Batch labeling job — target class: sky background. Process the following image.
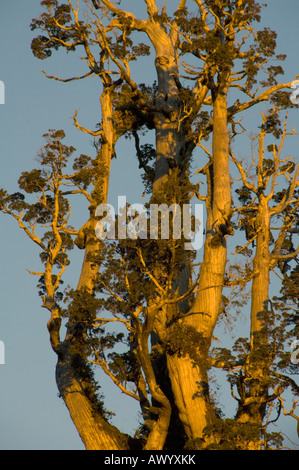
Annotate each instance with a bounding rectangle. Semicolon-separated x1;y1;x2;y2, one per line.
0;0;298;450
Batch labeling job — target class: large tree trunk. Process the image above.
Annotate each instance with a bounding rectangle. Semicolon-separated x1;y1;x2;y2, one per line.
235;195;271;447
233;129;274;450
75;86;114;291
52;84;124;450
56;351;128;450
144;17;197;444
165;87;232;442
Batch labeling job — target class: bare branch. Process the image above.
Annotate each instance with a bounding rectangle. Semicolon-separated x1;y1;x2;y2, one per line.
41;69;94;82
277;397;299;424
230;147;256;192
232;228;262;256
72;109;104;137
271;244;299;261
93;316;134;332
26;269;44;276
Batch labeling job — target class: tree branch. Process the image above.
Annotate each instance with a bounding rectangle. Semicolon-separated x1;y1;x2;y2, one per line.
270;164;299;215
277;397;299;425
144;0;158;17
41;69;94;82
271;244;299;260
230;147;256;192
96;0;147;31
228;78;299;119
72;109;104;137
90;349;140;402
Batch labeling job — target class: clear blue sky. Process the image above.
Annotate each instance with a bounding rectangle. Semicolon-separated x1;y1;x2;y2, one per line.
0;0;298;450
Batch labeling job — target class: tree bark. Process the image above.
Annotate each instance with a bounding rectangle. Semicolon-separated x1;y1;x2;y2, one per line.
55;350;128;450
54;84;126;450
165;87;233;441
75;85;115;291
235;195;271;440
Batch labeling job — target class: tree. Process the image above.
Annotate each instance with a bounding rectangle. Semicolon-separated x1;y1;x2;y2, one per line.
1;0;298;450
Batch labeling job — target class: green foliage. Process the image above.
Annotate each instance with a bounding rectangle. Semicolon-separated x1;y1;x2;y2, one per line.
31;1;84;59
200;417;285;450
135;142;156;195
113;82;157;138
165;325;206;364
174;0;284;96
108;348;141;388
203;419;262;450
260;110;283;138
